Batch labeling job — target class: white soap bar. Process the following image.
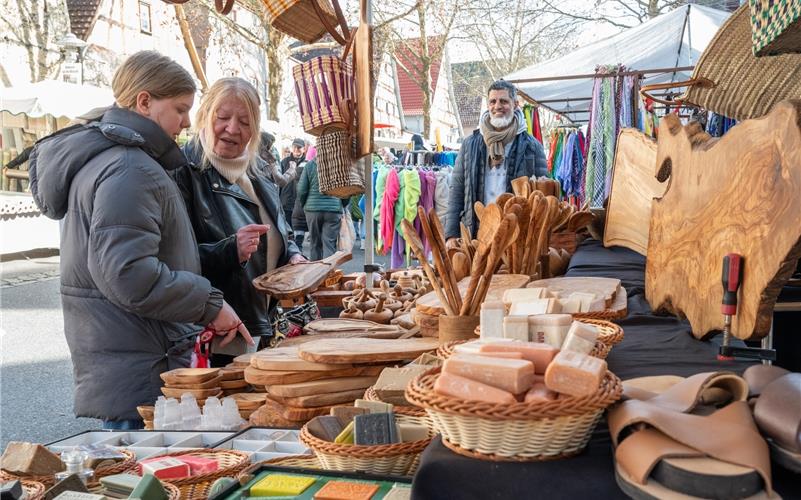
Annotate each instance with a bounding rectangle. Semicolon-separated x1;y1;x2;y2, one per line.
503;316;529;341
568;293;597;313
480;301;506;339
588;298;606;312
528;314;572;348
559;297;582;314
561;321;600;355
503;288;546;306
509;298;560;316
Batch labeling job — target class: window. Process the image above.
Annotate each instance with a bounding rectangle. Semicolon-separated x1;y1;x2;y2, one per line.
139;2;152;35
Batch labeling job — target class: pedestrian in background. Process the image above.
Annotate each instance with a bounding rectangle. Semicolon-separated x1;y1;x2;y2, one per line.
297;146;343;260
261;131;296;188
280;138;306;248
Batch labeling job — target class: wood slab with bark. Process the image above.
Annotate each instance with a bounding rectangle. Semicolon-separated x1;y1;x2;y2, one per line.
646;102;801;340
252;251;352;299
298;337;439;364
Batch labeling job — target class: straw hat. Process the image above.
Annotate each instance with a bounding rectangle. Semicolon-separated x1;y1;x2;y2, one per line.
680;4;801;121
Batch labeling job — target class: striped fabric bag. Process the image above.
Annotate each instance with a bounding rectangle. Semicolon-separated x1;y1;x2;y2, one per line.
293;56;355;136
261;0;339;43
317;130;364;198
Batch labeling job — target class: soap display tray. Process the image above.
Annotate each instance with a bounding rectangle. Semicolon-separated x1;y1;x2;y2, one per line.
213;427;311;463
46;430;237;460
211;463;413;500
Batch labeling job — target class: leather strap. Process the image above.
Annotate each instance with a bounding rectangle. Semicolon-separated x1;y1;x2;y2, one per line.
754;373;801;454
743;364;790;398
622;371;748;413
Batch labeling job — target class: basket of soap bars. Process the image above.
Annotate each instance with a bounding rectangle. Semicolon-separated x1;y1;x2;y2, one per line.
405;342;623;462
136;449;250;500
299;401;435;476
19;480;46;500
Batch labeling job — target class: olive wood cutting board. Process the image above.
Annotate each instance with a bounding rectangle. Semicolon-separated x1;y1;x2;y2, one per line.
248;402;302;429
250;347;353;371
161;387;222;399
244;364;385;386
268;376;378;398
647;103;801;340
164;375;223;390
219;367;245;381
253;251;352;299
219;379;249;390
297;338;439;364
278;330;404;347
527;277;621;308
415;274;531;316
304;319;402;335
262;397;337;422
268;389;367;408
160;368;220;385
231;353;256;368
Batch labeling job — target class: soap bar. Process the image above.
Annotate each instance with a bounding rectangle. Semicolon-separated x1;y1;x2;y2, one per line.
502;288;546;305
174;455;218;475
250;474;316;497
330;406;368;427
99;474;141;495
477;351;524;359
398;423;429;442
544;350;607;397
374;366;429;405
558;297;582;314
52;494;105;500
313;480;380;500
128;473;168;500
443;354;534;393
561;321;600;355
478;341;558;374
524;383;558;403
509;298;560;316
354;399;393;414
334;421;354;444
383;485;412;500
527;314;572;347
434;372;516;404
569;292;597;312
354;413;395;445
307;415;344;442
0;480;22;500
480;301;505;339
44;474;89;500
139;457;190;480
503;316;529;341
588;298;606;312
0;442;65;475
409;353;443;367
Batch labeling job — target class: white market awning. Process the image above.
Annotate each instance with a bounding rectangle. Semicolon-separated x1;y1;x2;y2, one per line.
0;80;114;120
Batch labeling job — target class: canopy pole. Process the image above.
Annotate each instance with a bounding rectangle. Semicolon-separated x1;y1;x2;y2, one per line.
362;0;376;273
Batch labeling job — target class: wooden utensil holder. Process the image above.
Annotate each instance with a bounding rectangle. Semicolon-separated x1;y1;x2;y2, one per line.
438;315;480;345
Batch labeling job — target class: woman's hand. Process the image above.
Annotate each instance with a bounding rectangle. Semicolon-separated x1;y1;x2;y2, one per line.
209;300;254;347
236;224;270;263
289;254;307;264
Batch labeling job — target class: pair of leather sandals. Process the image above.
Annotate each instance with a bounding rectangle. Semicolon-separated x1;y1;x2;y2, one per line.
608;367;800;499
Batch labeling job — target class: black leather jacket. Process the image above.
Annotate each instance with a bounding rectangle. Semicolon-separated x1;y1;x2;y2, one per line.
175;140;302;338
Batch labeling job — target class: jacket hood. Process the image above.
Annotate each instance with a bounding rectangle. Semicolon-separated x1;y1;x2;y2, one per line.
478;108;528;137
29;107;189;220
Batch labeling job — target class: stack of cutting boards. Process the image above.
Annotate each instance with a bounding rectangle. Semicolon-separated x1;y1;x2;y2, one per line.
229;392;266;420
246;338;439;428
160;368;222;405
219;367;251;396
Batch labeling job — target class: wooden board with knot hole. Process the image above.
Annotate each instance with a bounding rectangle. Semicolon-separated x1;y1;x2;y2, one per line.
646;102;801;340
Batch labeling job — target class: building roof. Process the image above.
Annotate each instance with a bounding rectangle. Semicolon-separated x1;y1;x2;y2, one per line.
394;36;445;116
66;0;103;41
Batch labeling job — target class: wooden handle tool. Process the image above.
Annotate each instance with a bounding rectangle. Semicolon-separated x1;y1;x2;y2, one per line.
469;214;518;315
452;251;470;281
428;207;463;311
401;220;455;316
460;223;475;263
567;211;594;232
511;176;530;198
418;206;462;313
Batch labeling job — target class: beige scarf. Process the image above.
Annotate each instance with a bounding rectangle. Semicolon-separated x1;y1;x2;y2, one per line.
479;111;519;168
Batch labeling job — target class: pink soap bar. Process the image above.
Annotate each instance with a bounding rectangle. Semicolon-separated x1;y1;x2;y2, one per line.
544;350;607;398
477;351;524;360
175;455;219;475
478;342;559;375
139;457;190;480
524;383;558;403
443;354;534;394
434;372;516;404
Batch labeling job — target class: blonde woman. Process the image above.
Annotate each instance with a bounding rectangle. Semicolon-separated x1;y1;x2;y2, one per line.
28;51;252;429
175;78;305;366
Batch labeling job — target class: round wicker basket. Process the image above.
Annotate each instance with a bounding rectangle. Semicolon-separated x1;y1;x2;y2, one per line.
299;425;431;476
19;479;46;500
405;367;622;461
0;448;137;488
362;386;433;432
261;454;322;469
463;319;624;360
141;449;250;500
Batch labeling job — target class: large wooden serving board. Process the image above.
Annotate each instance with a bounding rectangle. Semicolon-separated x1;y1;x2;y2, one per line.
269;389;367;408
278;330;404;347
268;376;378;398
250;347;352;371
298;338;439;364
244;365;385;387
646;103;801;340
527;277;621;308
604;129;665;255
416;274;531;316
253;251;352;299
303;319;403;335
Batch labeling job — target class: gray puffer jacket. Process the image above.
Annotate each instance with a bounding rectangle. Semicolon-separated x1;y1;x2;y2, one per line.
28;107;223;421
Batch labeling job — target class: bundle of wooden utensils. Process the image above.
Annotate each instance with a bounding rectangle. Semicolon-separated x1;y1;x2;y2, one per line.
402;176;594;318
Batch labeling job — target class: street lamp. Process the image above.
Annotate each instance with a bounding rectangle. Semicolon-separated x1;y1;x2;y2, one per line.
56;32;87;84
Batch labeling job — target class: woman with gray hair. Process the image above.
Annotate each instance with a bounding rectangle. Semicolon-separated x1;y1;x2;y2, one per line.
175;77;306;366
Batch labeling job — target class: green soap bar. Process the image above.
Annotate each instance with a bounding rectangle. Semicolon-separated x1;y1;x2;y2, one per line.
250;474;316;497
128;473;168;500
99;474;141;495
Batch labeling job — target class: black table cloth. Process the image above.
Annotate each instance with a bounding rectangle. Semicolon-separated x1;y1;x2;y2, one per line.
412;240;800;499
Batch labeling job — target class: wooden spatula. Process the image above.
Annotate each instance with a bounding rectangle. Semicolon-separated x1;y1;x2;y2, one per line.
568;211;595;232
511;176;530;198
402;220;455;316
495;193;513;210
417;206;461;313
452;251;470;281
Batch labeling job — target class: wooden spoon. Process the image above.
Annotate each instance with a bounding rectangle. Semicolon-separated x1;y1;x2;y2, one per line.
417;206;461;313
429;207;463;313
567;211;595;232
511;176;530;198
495;193;514;210
452;251;470;281
476;203;503;253
401;220;455;316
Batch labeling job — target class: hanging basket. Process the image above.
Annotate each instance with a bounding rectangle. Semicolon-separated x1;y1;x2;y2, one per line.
261;0;339;43
293;56;355;136
316;129;364;198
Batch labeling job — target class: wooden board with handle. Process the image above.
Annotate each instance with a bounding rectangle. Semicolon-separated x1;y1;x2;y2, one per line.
527;277;621;308
252;251;352;299
604;129;664;255
646;104;801;340
160;368;220;385
268;389;367;408
262;397;338;422
303;319;402;335
297;337;439;364
415;274;531;316
244;364;385;387
278;330;404;347
268;376;379;398
250;347;353;371
249;401;301;428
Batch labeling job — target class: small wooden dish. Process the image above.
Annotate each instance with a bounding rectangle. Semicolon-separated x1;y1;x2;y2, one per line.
160;368;220;385
161;387;222;399
220;379;249;390
164;375;223;390
219;367;245;381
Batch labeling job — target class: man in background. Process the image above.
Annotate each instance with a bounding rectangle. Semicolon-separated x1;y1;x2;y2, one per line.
279;138;306;248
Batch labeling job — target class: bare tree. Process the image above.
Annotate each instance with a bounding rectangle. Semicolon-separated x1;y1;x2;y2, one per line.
0;0;69;82
542;0;737;29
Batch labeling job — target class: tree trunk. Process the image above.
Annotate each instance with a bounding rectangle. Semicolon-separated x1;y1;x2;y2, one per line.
418;3;432;139
266;28;286;121
647;0;660;19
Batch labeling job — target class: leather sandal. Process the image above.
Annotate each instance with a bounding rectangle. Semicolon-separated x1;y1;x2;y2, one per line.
608;372;775;499
744;365;801;474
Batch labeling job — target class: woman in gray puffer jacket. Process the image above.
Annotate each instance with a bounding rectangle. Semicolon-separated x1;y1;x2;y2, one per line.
28;51;252;428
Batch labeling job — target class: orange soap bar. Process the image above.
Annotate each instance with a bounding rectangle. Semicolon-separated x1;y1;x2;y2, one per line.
314;480;380;500
478;341;559;374
434;372;517;404
544;350;607;398
443;354;534;393
477;351;524;360
524;383;558;403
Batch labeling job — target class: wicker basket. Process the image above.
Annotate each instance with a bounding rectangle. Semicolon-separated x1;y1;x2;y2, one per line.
0;449;137;488
363;386;434;433
20;480;46;500
456;319;623;361
406;367;622;461
140;449;250;500
299;425;430;476
262;454;322;469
